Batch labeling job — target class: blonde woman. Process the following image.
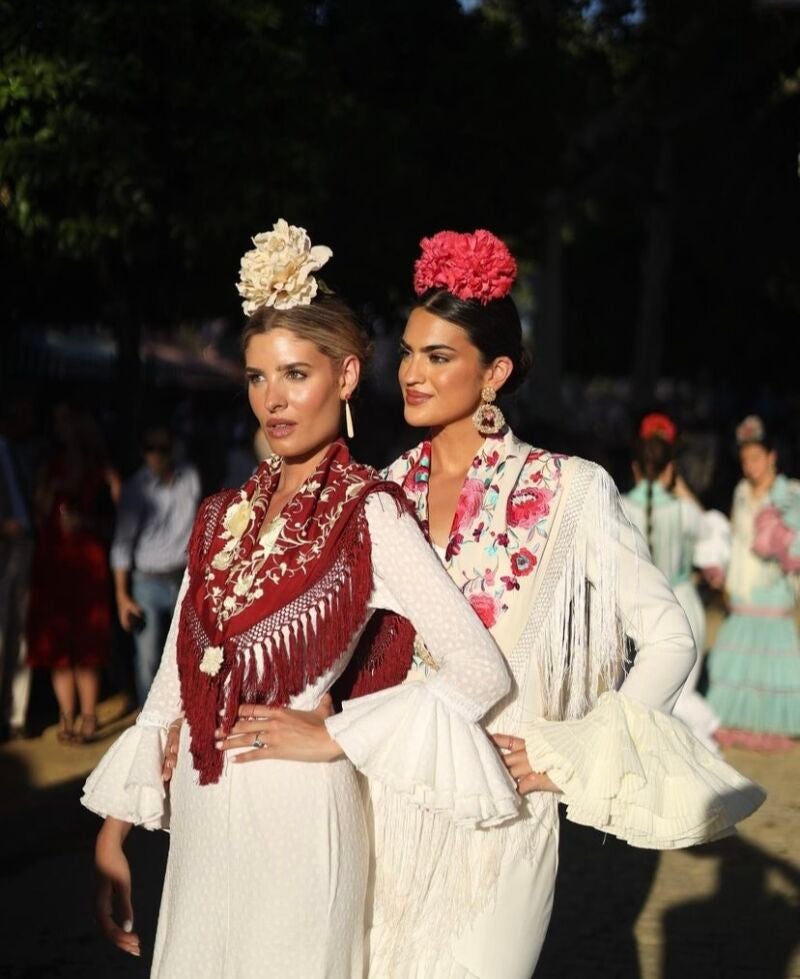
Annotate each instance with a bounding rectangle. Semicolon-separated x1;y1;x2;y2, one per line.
82;223;518;978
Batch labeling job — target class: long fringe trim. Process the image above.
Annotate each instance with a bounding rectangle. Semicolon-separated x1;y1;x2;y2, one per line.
536;464;634;722
368;785;556;975
179;508;374;785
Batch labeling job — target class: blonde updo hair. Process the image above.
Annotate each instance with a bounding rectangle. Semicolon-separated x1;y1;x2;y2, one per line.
241;294;373;372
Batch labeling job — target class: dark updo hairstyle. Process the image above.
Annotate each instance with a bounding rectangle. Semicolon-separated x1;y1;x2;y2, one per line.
242;294;373;377
414;288;532;395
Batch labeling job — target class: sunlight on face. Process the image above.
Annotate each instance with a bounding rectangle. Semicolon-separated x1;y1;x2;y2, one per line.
245;329;351;461
398;309;488;429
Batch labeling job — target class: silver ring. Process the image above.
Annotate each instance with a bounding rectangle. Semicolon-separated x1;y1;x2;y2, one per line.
252;733;266;749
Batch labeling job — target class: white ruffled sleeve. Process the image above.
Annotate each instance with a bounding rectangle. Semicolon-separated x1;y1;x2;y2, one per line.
523;691;765;848
523;471;764;847
81;572;189;831
325;492;519;828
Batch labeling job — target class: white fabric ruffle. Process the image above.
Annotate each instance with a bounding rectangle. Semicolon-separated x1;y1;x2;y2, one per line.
81;724;170;831
694;508;732;570
522;691;765;849
327;683;519;827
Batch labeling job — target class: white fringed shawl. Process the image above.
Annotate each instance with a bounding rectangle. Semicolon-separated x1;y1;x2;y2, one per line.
370;436;636;965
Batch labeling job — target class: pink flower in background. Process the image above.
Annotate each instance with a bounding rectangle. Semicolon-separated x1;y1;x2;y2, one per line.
753;506;795;564
506;486;553;529
468;592;501;628
413;230;517;305
453;479;485;534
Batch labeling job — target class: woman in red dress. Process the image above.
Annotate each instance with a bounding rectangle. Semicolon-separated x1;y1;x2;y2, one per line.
27;402;120;742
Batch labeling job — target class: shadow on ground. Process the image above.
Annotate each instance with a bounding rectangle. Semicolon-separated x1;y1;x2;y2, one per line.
0;774;166;978
536;793;799;979
536;811;660;978
661;835;800;978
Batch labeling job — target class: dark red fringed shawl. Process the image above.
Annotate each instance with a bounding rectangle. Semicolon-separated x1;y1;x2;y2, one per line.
177;440;414;784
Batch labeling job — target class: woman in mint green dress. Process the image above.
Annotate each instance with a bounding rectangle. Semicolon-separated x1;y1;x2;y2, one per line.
623;414;722;753
707;415;800;749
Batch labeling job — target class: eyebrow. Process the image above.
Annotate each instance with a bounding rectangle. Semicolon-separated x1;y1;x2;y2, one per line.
399;341;457;354
244;362;313;372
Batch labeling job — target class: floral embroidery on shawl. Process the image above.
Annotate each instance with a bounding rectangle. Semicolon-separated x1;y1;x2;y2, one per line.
384;429;566;655
179;441;415;784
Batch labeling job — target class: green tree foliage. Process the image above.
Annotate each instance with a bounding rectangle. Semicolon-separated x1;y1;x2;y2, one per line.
2;0;799;389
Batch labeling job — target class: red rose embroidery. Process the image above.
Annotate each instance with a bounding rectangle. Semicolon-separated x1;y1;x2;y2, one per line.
453;479;485;534
468;593;500;628
506;486;554;529
402;460;429;493
511;548;537;576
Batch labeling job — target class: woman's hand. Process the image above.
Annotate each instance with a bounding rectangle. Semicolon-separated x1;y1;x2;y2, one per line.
162;718;183;783
216;694;341;765
491;734;562;796
95;818;140;957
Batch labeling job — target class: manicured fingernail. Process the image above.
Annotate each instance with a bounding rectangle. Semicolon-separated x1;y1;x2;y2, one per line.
122;920;133;933
215;741;222;749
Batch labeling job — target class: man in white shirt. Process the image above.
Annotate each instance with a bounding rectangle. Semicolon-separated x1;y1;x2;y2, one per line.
111;427;201;704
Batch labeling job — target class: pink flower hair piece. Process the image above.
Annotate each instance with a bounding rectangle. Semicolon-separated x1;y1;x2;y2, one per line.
413;229;517;305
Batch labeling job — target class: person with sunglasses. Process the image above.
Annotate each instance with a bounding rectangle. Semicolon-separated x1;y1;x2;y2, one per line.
111;426;201;704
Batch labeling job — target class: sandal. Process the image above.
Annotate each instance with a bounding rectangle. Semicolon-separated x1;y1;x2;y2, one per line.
57;712;76;743
73;714;98;745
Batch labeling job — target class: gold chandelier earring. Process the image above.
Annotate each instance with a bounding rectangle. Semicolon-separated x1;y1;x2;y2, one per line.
472;386;505;436
344;398;355;439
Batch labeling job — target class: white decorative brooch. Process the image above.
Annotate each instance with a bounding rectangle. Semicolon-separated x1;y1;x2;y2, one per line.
199;645;224;676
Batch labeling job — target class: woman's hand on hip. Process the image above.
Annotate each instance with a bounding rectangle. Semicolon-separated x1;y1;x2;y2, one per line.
95;818;140;957
161;718;183;782
491;734;562;796
216;693;343;764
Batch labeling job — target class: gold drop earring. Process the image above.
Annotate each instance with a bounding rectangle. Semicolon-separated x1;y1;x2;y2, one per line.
472;386;505;436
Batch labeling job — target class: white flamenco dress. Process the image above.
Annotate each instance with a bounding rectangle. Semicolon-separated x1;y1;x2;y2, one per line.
372;436;765;979
82;493;520;979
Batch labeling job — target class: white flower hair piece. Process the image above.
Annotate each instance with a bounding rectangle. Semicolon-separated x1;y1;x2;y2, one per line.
736;414;765;446
236;219;333;315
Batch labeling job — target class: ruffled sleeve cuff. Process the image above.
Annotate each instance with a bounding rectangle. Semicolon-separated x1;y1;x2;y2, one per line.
81;724;170;831
522;691;766;849
326;683;519;828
